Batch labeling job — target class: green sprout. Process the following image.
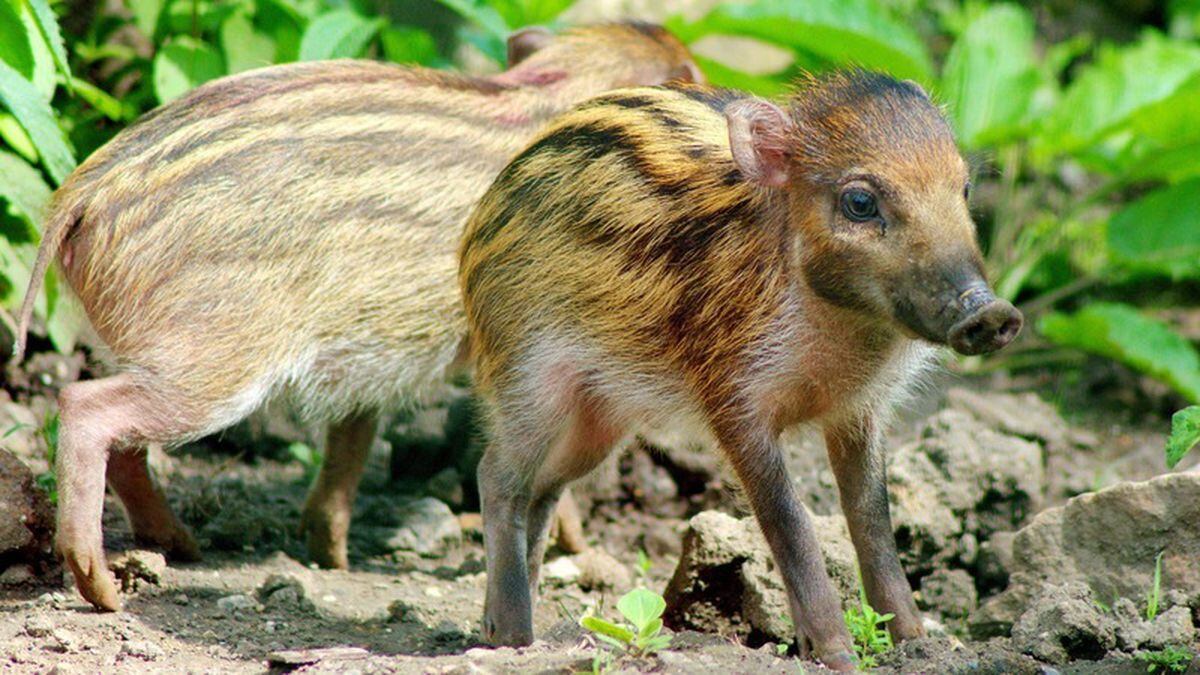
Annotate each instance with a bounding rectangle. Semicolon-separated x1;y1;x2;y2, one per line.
1136;646;1193;673
581;588;672;659
844;587;894;669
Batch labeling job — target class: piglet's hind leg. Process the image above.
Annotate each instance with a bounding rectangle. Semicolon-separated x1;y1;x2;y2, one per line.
107;445;200;562
56;374;201;611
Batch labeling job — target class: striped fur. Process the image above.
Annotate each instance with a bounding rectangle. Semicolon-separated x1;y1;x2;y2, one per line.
14;22;698;438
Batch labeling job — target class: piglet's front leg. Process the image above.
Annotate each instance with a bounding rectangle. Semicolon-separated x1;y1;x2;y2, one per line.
824;414;923;641
715;424;855;671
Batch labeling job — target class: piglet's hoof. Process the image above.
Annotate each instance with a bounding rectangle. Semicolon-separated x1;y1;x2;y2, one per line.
815;649;857;672
62;549;122;611
482;614;533;648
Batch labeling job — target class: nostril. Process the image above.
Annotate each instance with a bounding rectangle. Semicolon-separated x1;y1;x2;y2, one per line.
996;315;1022;343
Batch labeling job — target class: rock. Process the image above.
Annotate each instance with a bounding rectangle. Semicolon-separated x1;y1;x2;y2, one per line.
24;615;53;637
663;509;857;643
919;569;977;619
381;498;462;557
1010;582;1115;663
888;408;1044;575
257;573;314;611
1112;601;1196;651
120;640;165;660
972;474;1200;637
541;556;581;586
111;550;167;591
621;446;684;518
0;564;34;586
573;547;632;592
266;647;370;667
217;593;257;614
0;449;56;579
0;396;40;460
975;531;1016;594
426;467;465;509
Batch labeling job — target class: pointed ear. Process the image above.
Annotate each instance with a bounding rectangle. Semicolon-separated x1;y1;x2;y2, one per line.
725;99;794;187
507;27;554;67
902;79;931;100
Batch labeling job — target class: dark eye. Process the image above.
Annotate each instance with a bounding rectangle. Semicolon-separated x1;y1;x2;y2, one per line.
840;189;878;222
963;182;972;202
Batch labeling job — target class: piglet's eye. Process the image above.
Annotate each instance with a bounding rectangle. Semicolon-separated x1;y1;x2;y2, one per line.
840;188;878;222
964;182;972;201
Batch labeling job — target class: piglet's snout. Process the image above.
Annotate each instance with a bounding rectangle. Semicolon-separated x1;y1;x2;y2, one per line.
948;296;1023;356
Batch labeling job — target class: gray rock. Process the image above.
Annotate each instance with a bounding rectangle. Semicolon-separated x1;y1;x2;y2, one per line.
888;409;1044;576
111;549;167;591
0;449;56;578
217;593;257;614
257;572;315;611
663;509;857;643
120;640;165;660
919;569;977;619
573;547;632;592
1010;582;1115;664
973;474;1200;637
381;497;462;557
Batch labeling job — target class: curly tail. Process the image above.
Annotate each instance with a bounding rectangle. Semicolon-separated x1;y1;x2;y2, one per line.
10;199;83;364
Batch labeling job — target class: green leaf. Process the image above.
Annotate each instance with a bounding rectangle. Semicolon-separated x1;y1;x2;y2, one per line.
580;616;634;645
71;77;130;121
489;0;574;27
1167;406;1200;468
298;10;384;61
638;617;663;640
1107;178;1200;280
380;26;439;66
222;9;277;73
667;0;933;82
432;0;510;41
616;588;666;634
126;0;165;38
939;4;1039;148
255;0;304;63
1040;303;1200;404
0;148;51;223
0;0;34;78
26;0;73;91
0;113;36;161
692;55;788;97
0;59;74;183
1037;32;1200;159
153;37;226;104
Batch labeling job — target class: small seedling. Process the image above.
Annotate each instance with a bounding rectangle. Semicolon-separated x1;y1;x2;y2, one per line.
287;442;323;483
34;414;60;505
581;588;672;658
844;587;894;669
1136;645;1193;673
636;549;651;580
1145;551;1164;621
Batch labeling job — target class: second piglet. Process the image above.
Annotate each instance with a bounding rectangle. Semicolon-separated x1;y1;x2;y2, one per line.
13;22;701;612
459;74;1021;669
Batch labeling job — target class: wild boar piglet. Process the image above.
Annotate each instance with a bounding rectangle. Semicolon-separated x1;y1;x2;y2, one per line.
13;22;702;612
459;73;1021;670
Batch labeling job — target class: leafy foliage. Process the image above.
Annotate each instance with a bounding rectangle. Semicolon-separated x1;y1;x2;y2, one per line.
1166;406;1200;468
1136;645;1194;673
844;588;894;669
580;587;672;658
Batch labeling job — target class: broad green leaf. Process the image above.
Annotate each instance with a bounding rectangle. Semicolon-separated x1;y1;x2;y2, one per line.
489;0;574;27
26;0;73;91
692;54;788;97
580;616;634;645
1166;406;1200;468
638;617;663;640
20;1;56;100
71;77;129;121
0;59;75;183
1040;303;1200;404
126;0;165;38
616;588;666;633
1107;178;1200;280
433;0;510;41
0;113;37;162
667;0;933;82
939;4;1038;148
1113;73;1200;181
163;0;239;37
1037;32;1200;158
380;26;439;66
153;37;225;104
298;10;384;61
222;10;277;73
255;0;304;63
0;0;33;78
1119;141;1200;184
0;148;51;223
457;24;505;66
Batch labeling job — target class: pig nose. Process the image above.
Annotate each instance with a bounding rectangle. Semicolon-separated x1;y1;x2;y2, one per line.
948;299;1023;355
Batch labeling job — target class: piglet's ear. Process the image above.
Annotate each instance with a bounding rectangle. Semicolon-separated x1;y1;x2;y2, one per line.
507;27;554;66
725;99;794;187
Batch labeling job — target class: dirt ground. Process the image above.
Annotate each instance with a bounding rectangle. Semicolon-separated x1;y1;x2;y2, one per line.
2;352;1199;674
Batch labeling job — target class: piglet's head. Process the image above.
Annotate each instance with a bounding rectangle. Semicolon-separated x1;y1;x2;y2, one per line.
726;71;1021;356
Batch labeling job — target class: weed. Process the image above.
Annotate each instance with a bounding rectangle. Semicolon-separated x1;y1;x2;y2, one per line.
287;442;323;483
844;587;894;670
581;588;672;659
636;549;651;580
1146;551;1165;621
34;414;60;505
1135;646;1193;673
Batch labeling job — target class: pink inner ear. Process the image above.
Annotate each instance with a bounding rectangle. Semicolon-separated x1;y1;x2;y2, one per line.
726;99;793;187
507;28;553;67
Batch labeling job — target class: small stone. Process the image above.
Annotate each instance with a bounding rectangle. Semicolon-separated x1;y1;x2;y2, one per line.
50;628;78;653
257;573;313;610
216;593;256;613
111;550;167;591
24;615;53;637
424;586;443;598
542;556;581;585
0;564;34;586
918;569;977;618
387;600;423;624
573;548;631;592
173;593;189;605
381;498;462;557
120;640;164;660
